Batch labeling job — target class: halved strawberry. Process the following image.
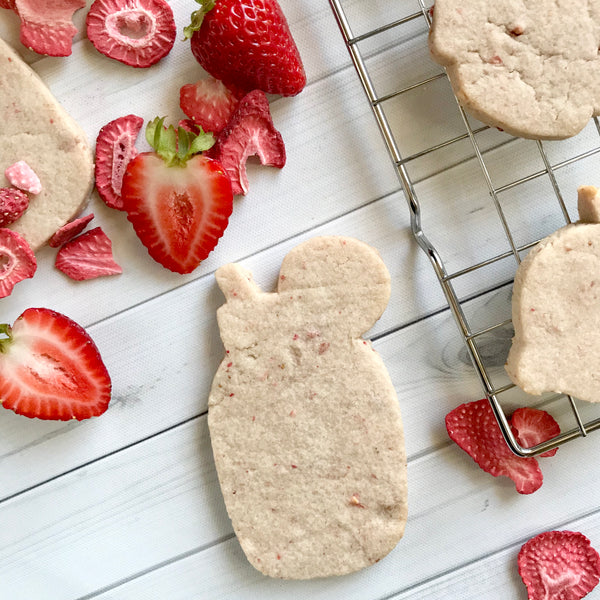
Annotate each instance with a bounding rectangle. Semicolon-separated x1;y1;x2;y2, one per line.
518;531;600;600
510;407;561;457
0;228;36;298
86;0;176;68
55;227;122;281
206;90;286;195
0;187;29;227
0;307;111;420
9;0;85;57
48;213;95;248
179;77;242;135
121;117;233;273
445;399;543;494
95;114;144;210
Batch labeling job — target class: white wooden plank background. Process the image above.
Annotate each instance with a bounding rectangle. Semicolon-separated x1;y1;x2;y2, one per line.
2;0;600;598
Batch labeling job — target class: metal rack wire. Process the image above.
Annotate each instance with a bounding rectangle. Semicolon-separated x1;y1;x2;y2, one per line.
328;0;600;456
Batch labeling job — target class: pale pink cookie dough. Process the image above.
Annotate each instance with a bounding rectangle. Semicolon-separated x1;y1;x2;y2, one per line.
208;236;407;579
429;0;600;140
506;186;600;402
0;36;94;250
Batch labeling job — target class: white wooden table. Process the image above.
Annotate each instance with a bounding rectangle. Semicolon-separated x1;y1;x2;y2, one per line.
2;1;600;598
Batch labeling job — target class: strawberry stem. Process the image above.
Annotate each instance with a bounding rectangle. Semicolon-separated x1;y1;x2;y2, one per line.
145;117;215;167
183;0;216;40
0;323;12;353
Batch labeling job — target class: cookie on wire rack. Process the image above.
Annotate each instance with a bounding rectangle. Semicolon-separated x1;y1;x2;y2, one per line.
428;0;600;140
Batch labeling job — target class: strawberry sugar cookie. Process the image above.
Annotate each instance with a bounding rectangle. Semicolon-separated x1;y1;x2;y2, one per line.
0;36;94;250
429;0;600;140
208;236;407;579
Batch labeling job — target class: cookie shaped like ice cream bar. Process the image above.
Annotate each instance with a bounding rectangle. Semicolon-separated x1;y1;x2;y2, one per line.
0;36;94;250
208;236;407;579
506;186;600;403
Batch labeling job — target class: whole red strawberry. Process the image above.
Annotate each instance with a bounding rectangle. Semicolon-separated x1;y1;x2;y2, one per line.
184;0;306;97
121;117;233;273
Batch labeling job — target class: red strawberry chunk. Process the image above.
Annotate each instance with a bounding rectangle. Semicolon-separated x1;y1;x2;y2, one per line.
55;227;122;281
510;407;561;457
0;307;111;420
445;399;543;494
12;0;85;57
0;187;29;226
207;90;286;195
179;77;242;134
5;160;41;194
0;228;36;298
95;114;144;210
122;153;232;273
518;531;600;600
86;0;176;68
48;213;94;248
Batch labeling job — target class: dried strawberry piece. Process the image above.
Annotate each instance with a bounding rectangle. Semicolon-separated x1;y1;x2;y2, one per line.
206;90;286;195
95;114;144;210
5;160;41;195
445;399;543;494
510;407;560;457
48;213;94;248
0;228;36;297
518;531;600;600
11;0;85;57
55;227;122;281
179;77;242;134
0;187;29;226
0;1;16;10
86;0;176;68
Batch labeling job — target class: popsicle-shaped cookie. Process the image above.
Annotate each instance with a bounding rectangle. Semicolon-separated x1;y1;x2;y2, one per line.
208;236;407;579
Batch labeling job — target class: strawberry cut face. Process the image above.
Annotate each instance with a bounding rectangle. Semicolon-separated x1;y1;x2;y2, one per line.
0;308;111;421
122;152;233;273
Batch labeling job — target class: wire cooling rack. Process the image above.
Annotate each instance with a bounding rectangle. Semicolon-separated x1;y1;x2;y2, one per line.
328;0;600;456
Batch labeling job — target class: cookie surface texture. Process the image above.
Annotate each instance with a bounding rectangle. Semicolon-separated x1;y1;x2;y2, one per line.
208;236;407;579
0;37;94;250
506;186;600;402
429;0;600;140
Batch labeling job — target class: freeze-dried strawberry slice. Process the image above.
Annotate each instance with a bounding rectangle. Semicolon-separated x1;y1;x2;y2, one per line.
5;160;41;195
0;187;29;226
48;213;94;248
86;0;176;68
55;227;122;281
179;77;242;134
510;407;561;458
11;0;85;57
0;228;36;298
95;114;144;210
518;531;600;600
206;90;286;195
0;1;16;10
445;399;543;494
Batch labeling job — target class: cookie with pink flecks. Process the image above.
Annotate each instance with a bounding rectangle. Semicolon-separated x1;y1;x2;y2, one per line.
0;37;94;251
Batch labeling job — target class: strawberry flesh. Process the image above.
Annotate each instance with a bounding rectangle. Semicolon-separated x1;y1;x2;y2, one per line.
0;228;36;298
187;0;306;96
0;307;111;420
445;399;543;494
5;160;41;195
48;213;94;248
11;0;85;57
518;531;600;600
0;187;29;227
55;227;122;281
95;114;144;210
179;77;242;135
510;407;560;457
86;0;176;68
206;90;286;195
